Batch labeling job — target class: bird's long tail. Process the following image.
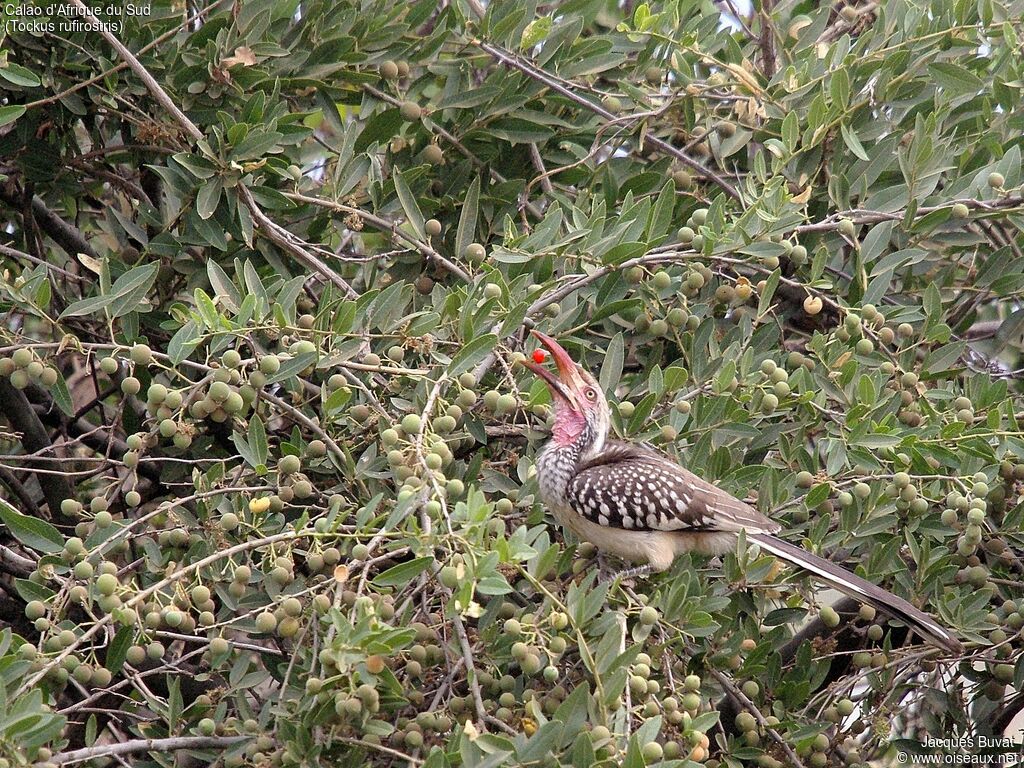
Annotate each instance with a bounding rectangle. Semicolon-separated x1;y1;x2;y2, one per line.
747;533;963;655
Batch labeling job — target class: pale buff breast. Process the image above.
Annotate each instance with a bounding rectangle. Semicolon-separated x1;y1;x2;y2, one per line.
549;503;736;572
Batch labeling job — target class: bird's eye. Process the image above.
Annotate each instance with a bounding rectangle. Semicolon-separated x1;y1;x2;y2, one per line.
585;388;597;401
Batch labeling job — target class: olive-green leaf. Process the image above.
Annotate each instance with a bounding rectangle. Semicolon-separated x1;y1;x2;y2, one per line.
0;64;41;87
60;264;159;319
0;105;27;128
372;556;434;587
456;177;481;261
448;333;497;376
393;167;424;239
0;498;63;554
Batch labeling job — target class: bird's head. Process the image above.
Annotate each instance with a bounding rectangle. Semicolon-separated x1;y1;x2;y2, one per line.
521;330;609;456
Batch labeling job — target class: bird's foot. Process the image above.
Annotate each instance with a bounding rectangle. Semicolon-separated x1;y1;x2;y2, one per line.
613;564;654;585
596;553;617;583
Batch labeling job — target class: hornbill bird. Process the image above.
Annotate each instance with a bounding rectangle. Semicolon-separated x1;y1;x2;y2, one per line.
521;329;962;655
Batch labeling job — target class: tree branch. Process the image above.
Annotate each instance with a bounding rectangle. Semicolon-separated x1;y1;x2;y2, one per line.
0;190;98;265
0;379;74;521
52;736;247;765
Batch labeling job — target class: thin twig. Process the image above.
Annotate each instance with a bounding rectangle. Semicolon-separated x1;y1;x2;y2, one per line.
474;41;741;200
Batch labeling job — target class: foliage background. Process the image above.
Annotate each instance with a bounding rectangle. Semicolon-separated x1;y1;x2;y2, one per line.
1;0;1024;765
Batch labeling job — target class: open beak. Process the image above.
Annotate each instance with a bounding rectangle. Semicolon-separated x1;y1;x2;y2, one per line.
520;330;582;406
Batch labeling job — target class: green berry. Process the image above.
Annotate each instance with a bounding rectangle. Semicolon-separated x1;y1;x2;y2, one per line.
278;454;301;475
464;243;486;262
12;348;33;368
641;742;663;762
639;606;659;625
820;605;840;628
130;344;152;365
255;612;277;633
601;95;622;113
399;101;422;121
439;565;458;589
96;573;118;596
735;712;756;731
61;498;82;516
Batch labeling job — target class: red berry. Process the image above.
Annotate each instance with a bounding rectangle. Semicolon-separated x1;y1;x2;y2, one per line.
532;349;546;364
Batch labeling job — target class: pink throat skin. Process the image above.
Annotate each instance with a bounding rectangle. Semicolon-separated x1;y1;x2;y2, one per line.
552;406;585;445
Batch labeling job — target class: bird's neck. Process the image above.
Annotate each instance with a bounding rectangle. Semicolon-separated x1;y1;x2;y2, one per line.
537;428;603;500
536;441;582;507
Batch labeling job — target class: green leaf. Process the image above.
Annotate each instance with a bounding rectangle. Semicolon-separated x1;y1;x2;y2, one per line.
392;167;424;239
599;333;624;393
207;261;241;313
448;334;497;376
14;578;54;604
840;122;869;161
249;415;268;466
600;241;647;266
805;482;831;508
266;351;318;384
0;64;41;87
106;626;133;673
758;269;781;315
372;556;434;587
645;180;675;242
230;129;283;161
928;62;985;95
456;177;481;262
196;177;223;220
520;16;551;49
173;152;218;179
168;320;202;364
60;264;160;319
0;498;63;554
49;375;75;417
0;104;28;128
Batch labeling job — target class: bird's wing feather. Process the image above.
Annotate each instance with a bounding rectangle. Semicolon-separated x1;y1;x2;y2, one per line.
748;533;962;654
569;441;780;534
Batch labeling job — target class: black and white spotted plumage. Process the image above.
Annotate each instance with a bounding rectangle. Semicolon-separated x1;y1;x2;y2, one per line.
568;441;781;535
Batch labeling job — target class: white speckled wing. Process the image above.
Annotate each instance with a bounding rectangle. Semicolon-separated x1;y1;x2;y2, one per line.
568;441;780;535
